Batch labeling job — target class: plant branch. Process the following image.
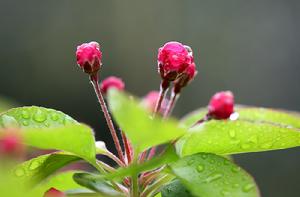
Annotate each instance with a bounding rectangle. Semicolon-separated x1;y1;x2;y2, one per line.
121;130;133;165
163;90;179;118
90;74;125;164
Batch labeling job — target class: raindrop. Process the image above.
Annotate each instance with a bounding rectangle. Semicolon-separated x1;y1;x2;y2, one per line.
33;110;47;123
201;154;208;160
205;173;223;183
29;160;40;170
187;159;195;165
221;189;229;196
14;168;25;177
197;165;204;173
64;115;74;125
44;122;50;127
21;110;30;119
248;136;258;144
233;183;239;188
2;115;19;128
243;183;254;192
229;130;236;138
50;113;59;121
22;120;29;126
231;166;241;173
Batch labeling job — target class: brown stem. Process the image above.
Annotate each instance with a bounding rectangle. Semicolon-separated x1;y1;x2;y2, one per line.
90;74;125;164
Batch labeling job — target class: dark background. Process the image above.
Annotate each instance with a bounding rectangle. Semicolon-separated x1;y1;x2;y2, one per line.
1;1;300;196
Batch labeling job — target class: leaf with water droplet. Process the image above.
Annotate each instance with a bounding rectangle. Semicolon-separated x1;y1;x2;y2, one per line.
169;153;260;197
15;153;81;185
161;179;193;197
0;106;77;129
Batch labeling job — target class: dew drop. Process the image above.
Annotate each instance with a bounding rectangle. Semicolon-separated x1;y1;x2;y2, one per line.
231;166;241;173
221;189;229;196
229;130;236;138
201;154;208;160
21;110;30;119
50;113;59;121
233;183;239;188
248;136;258;144
63;115;74;125
22;120;29;126
243;183;254;192
197;165;204;173
44;122;50;127
33;110;47;123
187;159;195;165
29;160;40;170
2;115;19;128
205;173;223;183
14;168;25;177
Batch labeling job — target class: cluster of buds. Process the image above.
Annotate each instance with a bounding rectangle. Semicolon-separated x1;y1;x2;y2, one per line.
75;40;236;196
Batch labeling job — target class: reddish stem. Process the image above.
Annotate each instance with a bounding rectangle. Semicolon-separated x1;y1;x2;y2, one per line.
90;74;125;164
121;130;133;165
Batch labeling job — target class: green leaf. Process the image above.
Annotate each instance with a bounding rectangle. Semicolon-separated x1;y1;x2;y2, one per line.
34;171;85;195
0;106;96;163
107;90;186;152
14;153;81;184
170;153;260;197
177;107;300;156
73;173;124;197
161;179;193;197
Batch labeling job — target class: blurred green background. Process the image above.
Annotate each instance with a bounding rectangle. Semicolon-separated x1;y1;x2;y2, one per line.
1;0;300;196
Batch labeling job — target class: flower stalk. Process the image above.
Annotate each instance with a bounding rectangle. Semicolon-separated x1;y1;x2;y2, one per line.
90;74;125;164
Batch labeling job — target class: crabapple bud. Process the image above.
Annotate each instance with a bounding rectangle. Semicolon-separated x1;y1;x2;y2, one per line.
76;41;102;75
100;76;125;94
157;41;193;81
208;91;234;119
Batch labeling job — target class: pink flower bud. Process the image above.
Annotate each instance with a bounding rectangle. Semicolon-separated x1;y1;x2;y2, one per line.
142;91;168;113
44;188;65;197
208;91;234;120
76;41;102;75
0;131;24;157
158;41;193;81
174;62;197;93
100;76;125;94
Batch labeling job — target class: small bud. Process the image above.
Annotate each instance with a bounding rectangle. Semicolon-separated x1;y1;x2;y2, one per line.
208;91;234;120
158;41;193;81
142;91;168;113
0;130;24;158
174;62;197;93
100;76;125;94
76;41;102;75
44;188;65;197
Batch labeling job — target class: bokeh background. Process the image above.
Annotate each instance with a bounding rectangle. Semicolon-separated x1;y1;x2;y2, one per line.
1;0;300;196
